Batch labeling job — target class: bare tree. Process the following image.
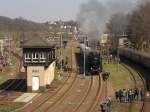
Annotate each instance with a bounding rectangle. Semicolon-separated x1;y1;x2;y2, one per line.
106;13;129;48
129;1;150;51
107;13;129;34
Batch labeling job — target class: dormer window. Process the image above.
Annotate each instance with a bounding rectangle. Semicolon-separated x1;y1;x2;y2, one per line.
25;53;31;62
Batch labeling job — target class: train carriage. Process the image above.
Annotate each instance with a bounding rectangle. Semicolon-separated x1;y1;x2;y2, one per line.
119;48;150;68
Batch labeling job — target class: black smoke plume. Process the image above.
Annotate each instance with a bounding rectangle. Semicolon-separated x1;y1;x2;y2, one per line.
77;0;139;40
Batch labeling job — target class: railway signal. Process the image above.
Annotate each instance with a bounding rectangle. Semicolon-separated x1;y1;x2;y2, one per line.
102;72;110;99
102;72;110;81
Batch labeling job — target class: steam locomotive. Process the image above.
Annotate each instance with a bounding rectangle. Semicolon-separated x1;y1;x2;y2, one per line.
79;43;102;74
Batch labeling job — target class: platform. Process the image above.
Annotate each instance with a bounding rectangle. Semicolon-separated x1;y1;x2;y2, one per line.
14;93;38;103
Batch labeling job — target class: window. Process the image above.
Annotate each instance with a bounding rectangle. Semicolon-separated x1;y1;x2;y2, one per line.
40;52;46;62
32;52;39;62
49;51;52;60
52;50;55;59
25;53;31;62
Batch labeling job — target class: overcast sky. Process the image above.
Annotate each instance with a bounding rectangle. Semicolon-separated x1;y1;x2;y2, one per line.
0;0;139;22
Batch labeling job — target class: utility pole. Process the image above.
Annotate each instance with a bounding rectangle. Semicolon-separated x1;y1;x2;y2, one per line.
0;40;3;57
71;45;73;72
115;34;120;72
9;36;11;65
60;24;63;74
83;36;86;79
117;45;119;72
116;32;128;71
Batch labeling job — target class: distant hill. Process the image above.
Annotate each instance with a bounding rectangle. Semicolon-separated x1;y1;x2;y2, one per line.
0;16;49;32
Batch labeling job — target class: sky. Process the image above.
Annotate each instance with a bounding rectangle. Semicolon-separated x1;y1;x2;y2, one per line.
0;0;88;22
0;0;140;23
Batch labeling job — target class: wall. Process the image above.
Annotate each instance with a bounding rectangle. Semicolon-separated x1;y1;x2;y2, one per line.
44;61;56;86
26;61;56;92
27;66;45;92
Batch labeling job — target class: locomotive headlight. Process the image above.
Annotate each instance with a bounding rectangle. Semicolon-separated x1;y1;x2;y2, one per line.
145;91;150;99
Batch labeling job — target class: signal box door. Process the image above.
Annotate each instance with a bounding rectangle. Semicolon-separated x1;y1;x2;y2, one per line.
32;76;39;91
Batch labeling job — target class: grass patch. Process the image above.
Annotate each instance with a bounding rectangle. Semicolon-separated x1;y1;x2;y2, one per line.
131;103;142;112
103;63;134;90
112;103;129;112
112;102;142;112
103;59;142;112
54;67;60;81
0;56;19;84
0;102;24;112
0;65;12;83
62;48;67;60
11;55;19;66
57;48;68;61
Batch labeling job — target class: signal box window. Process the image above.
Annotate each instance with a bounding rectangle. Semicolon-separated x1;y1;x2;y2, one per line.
40;52;46;62
32;52;39;62
25;53;31;62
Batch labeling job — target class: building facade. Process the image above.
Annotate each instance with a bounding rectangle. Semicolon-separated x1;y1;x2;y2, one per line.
100;33;109;47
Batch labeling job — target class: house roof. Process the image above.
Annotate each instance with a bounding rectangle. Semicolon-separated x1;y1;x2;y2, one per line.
21;37;56;48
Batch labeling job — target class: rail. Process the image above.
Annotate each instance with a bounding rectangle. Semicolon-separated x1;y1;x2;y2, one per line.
122;63;146;112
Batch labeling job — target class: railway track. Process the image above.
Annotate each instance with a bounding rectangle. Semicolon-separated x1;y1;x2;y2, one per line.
43;41;103;112
44;74;93;112
37;74;102;112
122;63;146;112
0;49;26;104
35;73;78;112
88;75;103;112
0;79;26;104
71;75;93;112
20;72;76;112
0;49;21;93
71;75;103;112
